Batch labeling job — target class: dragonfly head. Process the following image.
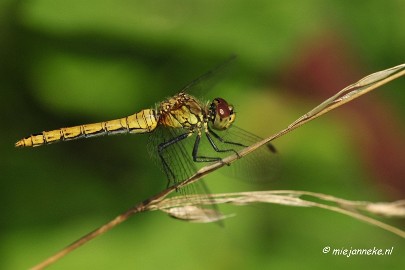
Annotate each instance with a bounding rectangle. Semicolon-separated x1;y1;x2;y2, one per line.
209;98;236;130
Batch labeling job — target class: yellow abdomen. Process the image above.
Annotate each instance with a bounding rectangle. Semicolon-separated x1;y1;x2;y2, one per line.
15;109;158;147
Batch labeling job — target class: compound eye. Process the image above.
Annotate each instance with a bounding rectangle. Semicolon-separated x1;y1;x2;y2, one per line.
211;98;236;130
215;98;231;119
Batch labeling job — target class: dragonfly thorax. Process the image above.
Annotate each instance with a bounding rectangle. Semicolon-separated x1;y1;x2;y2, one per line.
208;98;236;130
157;92;206;130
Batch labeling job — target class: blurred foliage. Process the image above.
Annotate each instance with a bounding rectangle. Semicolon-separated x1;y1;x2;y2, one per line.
1;0;404;269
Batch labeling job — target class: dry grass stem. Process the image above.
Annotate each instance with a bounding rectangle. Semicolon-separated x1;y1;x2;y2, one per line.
155;190;405;237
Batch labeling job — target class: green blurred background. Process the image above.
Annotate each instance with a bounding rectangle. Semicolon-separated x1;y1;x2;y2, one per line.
1;0;404;269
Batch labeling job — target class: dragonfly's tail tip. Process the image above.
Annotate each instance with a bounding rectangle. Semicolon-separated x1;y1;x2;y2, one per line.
15;140;23;148
266;143;277;153
15;139;29;148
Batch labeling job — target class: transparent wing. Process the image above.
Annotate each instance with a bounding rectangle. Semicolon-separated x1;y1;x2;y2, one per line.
207;125;279;184
148;125;195;186
147;125;224;222
178;55;236;99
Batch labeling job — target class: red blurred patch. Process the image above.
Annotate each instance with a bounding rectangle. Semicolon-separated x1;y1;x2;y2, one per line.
278;34;405;199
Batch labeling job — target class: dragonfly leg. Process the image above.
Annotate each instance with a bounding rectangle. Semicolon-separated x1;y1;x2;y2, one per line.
209;127;277;153
208;127;247;147
158;132;192;187
206;131;242;161
192;133;231;164
207;128;250;159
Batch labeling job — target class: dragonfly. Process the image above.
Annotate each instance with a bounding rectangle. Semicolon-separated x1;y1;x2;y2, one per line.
15;58;277;218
